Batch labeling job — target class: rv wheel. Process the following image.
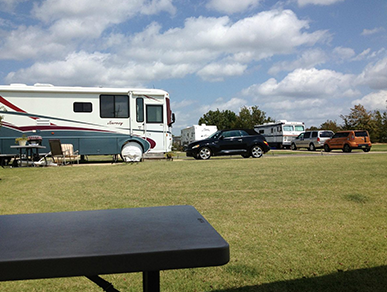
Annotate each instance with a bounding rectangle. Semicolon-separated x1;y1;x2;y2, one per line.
121;142;143;162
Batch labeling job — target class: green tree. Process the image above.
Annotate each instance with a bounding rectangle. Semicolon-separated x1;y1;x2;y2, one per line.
319;120;341;133
198;109;237;130
372;110;387;142
234;106;274;128
340;104;374;130
199;106;273;130
340;104;377;141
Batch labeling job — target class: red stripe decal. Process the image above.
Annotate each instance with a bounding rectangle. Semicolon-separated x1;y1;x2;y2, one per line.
0;95;39;120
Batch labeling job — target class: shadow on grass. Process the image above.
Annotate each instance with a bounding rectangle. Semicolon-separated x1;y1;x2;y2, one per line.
214;265;387;292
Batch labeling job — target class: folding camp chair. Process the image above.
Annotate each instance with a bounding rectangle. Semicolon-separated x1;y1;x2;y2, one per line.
61;144;80;164
49;139;67;166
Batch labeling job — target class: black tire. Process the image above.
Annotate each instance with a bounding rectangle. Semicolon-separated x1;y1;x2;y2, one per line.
251;145;264;158
291;143;297;150
309;143;316;151
363;148;371;152
198;147;211;160
324;144;331;152
343;144;352;153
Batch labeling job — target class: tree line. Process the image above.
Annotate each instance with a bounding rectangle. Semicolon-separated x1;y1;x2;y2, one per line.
198;104;387;143
198;106;274;130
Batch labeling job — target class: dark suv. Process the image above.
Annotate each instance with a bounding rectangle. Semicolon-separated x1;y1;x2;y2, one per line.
324;130;372;152
185;129;270;160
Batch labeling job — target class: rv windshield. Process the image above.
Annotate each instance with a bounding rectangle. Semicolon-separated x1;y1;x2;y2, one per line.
283;125;305;132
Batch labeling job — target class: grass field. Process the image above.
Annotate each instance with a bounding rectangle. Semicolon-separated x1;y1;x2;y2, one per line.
1;152;386;291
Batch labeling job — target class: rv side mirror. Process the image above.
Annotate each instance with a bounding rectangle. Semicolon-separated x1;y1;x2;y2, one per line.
168;113;176;127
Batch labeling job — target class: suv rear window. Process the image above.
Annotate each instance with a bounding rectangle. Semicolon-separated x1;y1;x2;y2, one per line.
355;131;368;137
332;132;350;138
320;131;333;138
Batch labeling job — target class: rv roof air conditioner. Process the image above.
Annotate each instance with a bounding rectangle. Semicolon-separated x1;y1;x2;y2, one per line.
34;83;54;87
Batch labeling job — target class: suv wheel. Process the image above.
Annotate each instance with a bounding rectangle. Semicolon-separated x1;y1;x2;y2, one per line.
343;144;352;153
198;147;211;160
324;144;331;152
363;148;371;152
309;143;316;151
291;143;297;150
251;145;263;158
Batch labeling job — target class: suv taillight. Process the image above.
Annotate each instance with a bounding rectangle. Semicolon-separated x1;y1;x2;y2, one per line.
317;137;320;142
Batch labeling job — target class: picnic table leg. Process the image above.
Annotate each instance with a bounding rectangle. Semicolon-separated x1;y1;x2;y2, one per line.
86;275;120;292
143;271;160;292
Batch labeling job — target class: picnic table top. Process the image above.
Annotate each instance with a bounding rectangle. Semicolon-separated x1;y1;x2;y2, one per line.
0;205;230;281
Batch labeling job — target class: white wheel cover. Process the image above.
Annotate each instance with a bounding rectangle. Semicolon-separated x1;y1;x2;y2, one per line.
121;142;143;162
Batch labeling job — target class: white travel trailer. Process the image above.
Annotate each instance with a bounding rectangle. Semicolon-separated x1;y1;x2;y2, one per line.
181;124;218;147
254;120;305;148
0;84;175;161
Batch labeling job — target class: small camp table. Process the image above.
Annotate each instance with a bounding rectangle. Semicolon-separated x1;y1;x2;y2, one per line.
10;145;46;167
0;205;230;292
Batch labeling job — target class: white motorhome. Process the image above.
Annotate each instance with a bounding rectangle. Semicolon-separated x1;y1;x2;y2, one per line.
0;84;175;161
254;120;305;148
181;124;218;147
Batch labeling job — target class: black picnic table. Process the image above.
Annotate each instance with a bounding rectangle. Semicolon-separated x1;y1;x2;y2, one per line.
10;144;46;167
0;205;230;291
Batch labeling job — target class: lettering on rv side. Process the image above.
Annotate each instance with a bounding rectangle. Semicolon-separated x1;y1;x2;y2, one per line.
107;121;123;126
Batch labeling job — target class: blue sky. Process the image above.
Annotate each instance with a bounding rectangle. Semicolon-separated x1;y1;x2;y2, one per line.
0;0;386;135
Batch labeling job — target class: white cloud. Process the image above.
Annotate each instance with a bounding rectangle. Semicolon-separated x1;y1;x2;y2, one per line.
199;97;247;114
197;62;247;81
357;58;387;90
125;9;329;71
0;0;27;11
269;49;327;75
206;0;261;14
244;68;358;99
32;0;176;22
0;25;70;60
0;1;176;61
4;9;330;85
297;0;345;7
333;46;355;60
352;90;387;110
361;27;385;36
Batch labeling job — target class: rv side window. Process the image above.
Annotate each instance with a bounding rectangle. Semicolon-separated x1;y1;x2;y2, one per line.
100;95;129;118
259;130;264;134
283;126;293;131
146;105;163;123
73;102;92;113
136;98;144;122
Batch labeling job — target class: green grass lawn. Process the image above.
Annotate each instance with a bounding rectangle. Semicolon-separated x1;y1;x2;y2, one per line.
1;153;386;291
